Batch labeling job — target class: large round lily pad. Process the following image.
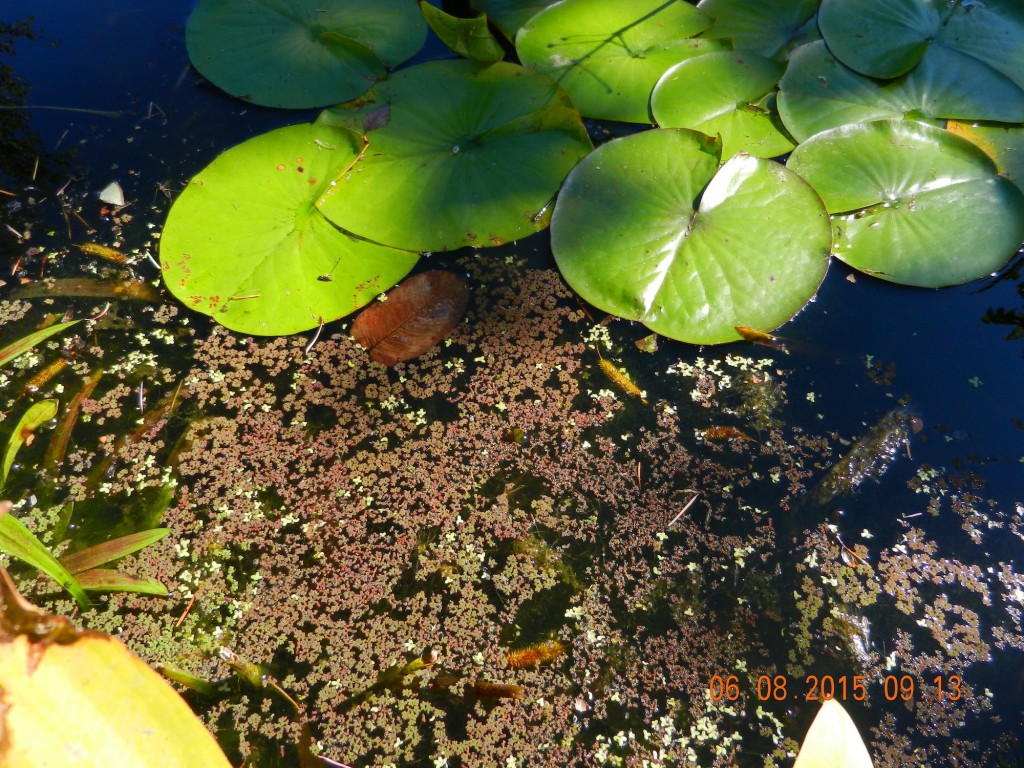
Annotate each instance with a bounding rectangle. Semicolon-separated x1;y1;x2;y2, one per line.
819;0;1024;86
779;40;1024;142
652;51;793;159
315;59;593;252
550;129;831;344
516;0;714;122
787;119;1024;287
161;123;419;335
186;0;427;109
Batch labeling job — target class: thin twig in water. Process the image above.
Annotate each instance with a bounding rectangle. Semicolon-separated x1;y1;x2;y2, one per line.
61;201;94;236
175;592;197;628
168;378;185;415
668;492;700;528
0;105;128;117
60;205;72;240
304;316;325;355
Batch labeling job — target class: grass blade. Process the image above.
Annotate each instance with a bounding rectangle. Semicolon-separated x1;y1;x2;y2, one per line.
59;528;171;574
0;508;90;610
73;568;169;596
2;399;59;489
0;320;79;367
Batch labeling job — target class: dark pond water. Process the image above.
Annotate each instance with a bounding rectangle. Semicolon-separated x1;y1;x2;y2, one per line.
2;3;1023;767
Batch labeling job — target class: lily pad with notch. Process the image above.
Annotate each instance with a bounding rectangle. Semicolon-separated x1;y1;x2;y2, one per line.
696;0;819;58
471;0;561;41
947;120;1024;196
316;59;592;252
550;128;831;344
419;2;505;62
651;51;793;159
160;123;419;336
787;118;1024;287
515;0;716;123
779;40;1024;143
186;0;427;109
818;0;1024;86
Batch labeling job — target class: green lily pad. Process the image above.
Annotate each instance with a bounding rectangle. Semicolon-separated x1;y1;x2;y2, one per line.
818;0;1024;87
696;0;818;58
420;3;504;62
779;40;1024;142
516;0;714;123
550;129;831;344
186;0;427;109
818;0;938;78
316;59;592;252
652;51;793;159
787;119;1024;287
161;123;419;335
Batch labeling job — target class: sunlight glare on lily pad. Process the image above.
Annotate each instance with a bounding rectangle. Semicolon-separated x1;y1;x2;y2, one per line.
551;128;831;344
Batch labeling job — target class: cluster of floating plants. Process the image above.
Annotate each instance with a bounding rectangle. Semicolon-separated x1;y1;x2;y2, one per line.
162;0;1024;342
2;1;1024;766
1;246;1022;765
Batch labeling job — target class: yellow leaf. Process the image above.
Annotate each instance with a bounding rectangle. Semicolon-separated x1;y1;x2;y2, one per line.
0;568;230;767
793;699;874;768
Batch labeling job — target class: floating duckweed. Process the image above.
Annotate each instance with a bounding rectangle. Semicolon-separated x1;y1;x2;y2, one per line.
5;249;1015;768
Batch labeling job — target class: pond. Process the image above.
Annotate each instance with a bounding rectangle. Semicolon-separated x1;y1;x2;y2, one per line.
2;2;1023;767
